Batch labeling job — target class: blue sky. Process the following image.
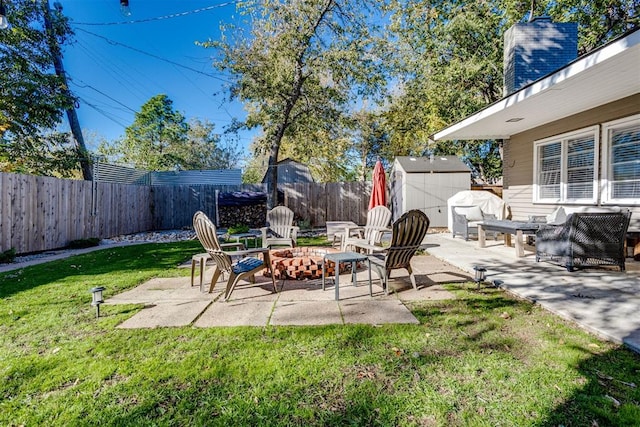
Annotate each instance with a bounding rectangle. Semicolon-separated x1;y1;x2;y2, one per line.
57;0;254;154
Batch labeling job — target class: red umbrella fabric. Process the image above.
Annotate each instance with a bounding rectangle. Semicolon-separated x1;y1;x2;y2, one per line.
368;160;386;210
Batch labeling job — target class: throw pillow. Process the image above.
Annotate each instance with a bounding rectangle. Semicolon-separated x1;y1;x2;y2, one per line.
455;206;484;221
546;206;567;225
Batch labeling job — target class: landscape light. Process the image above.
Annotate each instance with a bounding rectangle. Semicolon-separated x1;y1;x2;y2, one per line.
90;286;106;318
120;0;131;17
0;1;9;30
473;266;487;289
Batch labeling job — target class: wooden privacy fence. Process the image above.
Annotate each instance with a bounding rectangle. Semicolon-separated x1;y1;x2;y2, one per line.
0;172;372;254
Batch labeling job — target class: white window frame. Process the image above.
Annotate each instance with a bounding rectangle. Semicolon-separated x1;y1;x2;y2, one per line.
533;126;599;204
601;113;640;205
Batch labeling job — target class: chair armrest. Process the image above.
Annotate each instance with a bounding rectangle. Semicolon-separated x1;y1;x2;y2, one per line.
220;242;245;251
452;210;468;227
344;226;365;238
291;226;299;241
483;213;496;220
350;241;387;253
230;247;270;258
536;223;570;241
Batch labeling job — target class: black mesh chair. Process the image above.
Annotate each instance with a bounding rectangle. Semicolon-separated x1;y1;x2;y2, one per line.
535;210;631;272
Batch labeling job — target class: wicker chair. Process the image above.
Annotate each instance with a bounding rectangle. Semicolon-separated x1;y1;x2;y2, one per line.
261;206;299;249
451;205;496;240
535;210;631;272
350;210;430;293
194;211;276;300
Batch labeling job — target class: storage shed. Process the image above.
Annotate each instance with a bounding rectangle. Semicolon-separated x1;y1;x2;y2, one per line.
390;156;471;227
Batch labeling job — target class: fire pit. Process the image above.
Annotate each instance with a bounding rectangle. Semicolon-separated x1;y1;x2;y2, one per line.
265;247;348;280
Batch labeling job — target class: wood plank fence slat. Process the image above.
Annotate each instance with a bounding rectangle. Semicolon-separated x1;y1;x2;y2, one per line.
0;172;374;254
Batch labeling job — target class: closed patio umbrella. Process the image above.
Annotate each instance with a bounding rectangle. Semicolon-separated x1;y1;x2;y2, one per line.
368;160;386;210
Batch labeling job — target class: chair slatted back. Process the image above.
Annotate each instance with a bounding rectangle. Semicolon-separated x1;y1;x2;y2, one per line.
385;210;430;270
267;206;295;238
193;211;233;273
362;206;392;244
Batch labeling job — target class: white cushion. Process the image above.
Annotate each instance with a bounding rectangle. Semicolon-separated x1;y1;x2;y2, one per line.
455;206;484;221
546;207;567;225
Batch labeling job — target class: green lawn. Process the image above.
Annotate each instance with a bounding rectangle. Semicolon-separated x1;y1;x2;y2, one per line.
1;241;638;426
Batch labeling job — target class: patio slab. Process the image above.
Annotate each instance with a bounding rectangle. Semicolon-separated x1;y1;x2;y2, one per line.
117;300;211;329
195;300;274;327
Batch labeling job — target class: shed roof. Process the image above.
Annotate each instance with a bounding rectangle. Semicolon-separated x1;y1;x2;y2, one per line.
431;28;640;141
395;156;471;173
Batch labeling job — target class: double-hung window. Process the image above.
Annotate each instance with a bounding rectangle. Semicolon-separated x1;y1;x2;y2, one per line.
602;114;640;204
533;126;598;203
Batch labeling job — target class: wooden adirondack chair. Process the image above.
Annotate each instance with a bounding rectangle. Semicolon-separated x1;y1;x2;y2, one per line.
350;210;430;293
193;211;276;301
261;206;299;249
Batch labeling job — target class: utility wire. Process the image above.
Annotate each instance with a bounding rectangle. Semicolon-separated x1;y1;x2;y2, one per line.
70;80;137;113
78;97;130;128
74;27;231;83
73;1;238;26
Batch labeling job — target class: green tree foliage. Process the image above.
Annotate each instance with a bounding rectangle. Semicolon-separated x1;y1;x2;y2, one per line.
202;0;387;205
384;0;638;183
100;98;242;171
351;109;391;181
545;0;639;54
0;0;82;177
119;94;188;171
183;118;243;170
385;0;512;183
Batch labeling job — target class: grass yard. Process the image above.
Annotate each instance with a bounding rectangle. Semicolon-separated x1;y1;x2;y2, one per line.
1;241;639;426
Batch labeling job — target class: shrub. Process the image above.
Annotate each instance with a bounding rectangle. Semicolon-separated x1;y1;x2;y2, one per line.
0;248;16;263
227;224;250;235
67;238;101;249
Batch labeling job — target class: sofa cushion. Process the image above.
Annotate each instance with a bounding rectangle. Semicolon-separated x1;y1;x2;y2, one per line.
455;206;484;221
546;207;567;225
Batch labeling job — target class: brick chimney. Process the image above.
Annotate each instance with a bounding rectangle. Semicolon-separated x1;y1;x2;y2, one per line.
503;17;578;96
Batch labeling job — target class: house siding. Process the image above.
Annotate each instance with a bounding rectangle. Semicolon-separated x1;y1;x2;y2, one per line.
503;93;640;225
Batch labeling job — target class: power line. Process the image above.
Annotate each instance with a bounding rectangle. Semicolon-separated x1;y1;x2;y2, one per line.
70;80;137;113
74;27;231;83
77;97;130;128
73;1;238;26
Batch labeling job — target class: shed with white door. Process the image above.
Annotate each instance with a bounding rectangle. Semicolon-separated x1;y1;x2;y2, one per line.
390;156;471;227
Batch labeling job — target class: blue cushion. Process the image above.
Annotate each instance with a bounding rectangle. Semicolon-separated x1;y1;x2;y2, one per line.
232;257;263;274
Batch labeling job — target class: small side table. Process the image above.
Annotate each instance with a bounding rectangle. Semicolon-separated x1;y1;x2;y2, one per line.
227;232;261;248
322;251;372;301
